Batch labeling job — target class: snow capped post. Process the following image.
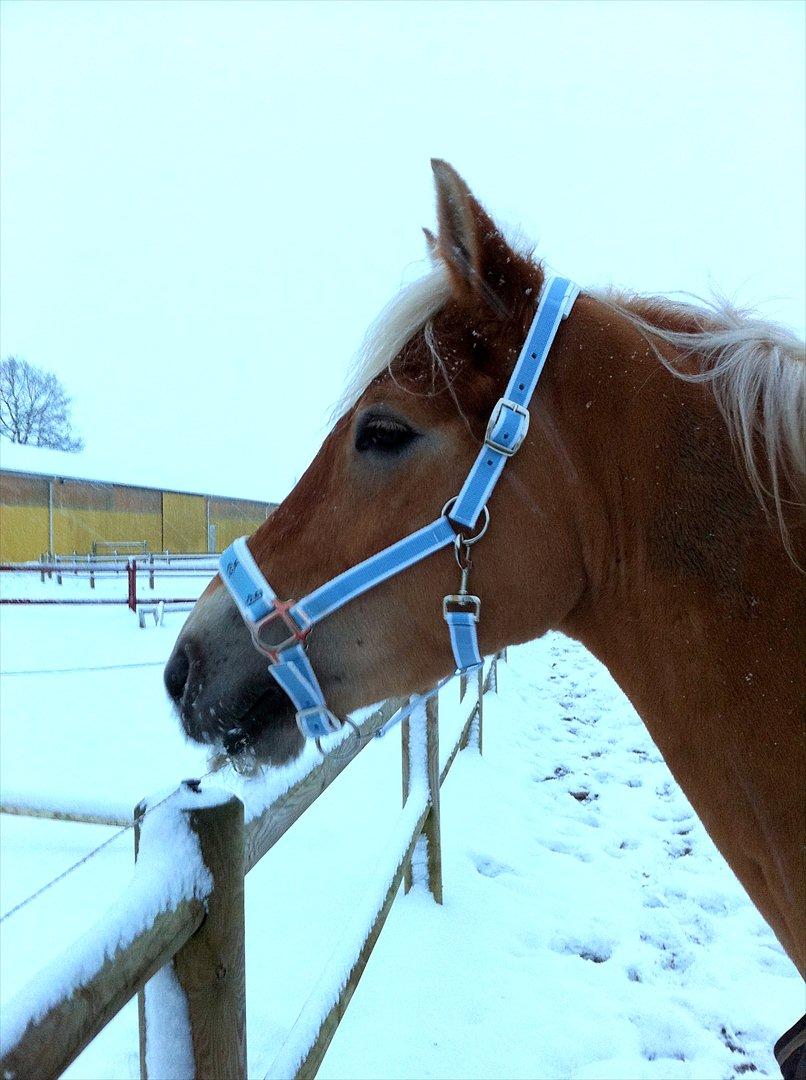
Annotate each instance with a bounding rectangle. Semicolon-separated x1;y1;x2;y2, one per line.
475;664;484;755
460;665;485;755
402;696;443;903
136;784;246;1080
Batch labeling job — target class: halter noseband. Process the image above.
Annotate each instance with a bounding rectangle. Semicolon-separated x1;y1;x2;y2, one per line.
219;275;579;741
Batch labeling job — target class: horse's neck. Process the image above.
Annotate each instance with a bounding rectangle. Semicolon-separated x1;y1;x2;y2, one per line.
565;563;799;750
552;317;804;969
552;298;801;730
561;538;804;969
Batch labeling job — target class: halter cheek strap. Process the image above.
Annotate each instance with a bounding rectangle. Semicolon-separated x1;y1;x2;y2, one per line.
450;275;579;529
219;275;578;742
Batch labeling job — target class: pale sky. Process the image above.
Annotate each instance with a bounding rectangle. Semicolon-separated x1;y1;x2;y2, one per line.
1;0;803;500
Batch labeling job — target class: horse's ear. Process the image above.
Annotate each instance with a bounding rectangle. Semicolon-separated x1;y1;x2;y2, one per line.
431;159;525;314
422;227;439;260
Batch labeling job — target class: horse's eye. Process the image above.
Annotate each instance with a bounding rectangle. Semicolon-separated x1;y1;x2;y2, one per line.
355;414;418;455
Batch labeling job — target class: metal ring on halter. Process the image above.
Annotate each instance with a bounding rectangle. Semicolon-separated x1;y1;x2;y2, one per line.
315;714;360;755
441;499;490;545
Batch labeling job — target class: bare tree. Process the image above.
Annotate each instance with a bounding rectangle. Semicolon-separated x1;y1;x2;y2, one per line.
0;356;84;451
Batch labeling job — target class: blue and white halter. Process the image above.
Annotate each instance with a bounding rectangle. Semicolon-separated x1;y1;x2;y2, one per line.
219;275;579;740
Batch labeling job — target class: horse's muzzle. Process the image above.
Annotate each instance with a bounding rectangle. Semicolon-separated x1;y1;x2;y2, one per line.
164;630;305;766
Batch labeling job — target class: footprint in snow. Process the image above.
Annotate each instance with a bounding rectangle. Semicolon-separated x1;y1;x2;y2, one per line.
718;1027;761;1076
638;927;696;973
549;933;614;964
575;810;601;829
606;837;641;859
665;838;694;858
534;764;570;782
652;808;695;824
473;855;514;879
535;836;594;862
696;890;741;916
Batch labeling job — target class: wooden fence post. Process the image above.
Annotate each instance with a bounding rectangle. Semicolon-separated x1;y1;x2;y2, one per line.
136;791;247;1080
476;664;484;754
460;664;485;754
401;715;413;893
401;696;442;903
423;696;443;903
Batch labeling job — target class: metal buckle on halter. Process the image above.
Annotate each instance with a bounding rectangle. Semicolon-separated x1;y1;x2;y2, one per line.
250;600;312;661
296;705;341;739
485;398;530;457
442;593;481;622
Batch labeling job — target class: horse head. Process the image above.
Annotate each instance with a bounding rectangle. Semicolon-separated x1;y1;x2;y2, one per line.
165;161;593;764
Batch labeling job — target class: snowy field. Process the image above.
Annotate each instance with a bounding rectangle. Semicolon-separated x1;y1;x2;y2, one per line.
0;570;802;1079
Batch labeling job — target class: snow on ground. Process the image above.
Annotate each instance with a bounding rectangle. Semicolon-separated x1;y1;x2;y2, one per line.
0;570;211;819
0;575;801;1079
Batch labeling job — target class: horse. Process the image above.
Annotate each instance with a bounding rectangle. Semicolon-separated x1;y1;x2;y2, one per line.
165;160;805;1068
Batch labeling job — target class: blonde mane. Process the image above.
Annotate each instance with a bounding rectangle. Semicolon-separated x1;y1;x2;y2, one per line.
597;289;805;559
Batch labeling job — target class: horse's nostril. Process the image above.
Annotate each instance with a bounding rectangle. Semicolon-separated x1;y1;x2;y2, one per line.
164;645;191;704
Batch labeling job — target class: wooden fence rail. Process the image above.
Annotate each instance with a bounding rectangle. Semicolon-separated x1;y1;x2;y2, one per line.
0;654;502;1080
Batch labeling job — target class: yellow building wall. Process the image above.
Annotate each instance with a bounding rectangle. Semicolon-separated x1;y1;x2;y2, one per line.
53;509;163;556
163;493;207;553
0;473;274;561
211;515;268;552
0;505;49;562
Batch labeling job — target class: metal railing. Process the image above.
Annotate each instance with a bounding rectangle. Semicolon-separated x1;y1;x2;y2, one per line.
91;540;150;555
0;556;212;614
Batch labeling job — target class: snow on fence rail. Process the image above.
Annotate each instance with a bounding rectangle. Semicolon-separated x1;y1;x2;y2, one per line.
0;559;206;615
0;657;501;1080
1;555;216;588
0;790;130;828
138;600;195;628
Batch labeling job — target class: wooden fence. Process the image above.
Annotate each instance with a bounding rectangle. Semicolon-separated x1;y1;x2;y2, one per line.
0;656;501;1080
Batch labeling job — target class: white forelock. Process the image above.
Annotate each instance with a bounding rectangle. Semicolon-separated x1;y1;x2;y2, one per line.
334;263;452;419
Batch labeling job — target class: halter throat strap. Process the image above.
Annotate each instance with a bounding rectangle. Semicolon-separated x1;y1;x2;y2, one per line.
219;274;578;740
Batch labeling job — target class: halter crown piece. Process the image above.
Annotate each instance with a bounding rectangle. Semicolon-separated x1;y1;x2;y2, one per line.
219;275;579;740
